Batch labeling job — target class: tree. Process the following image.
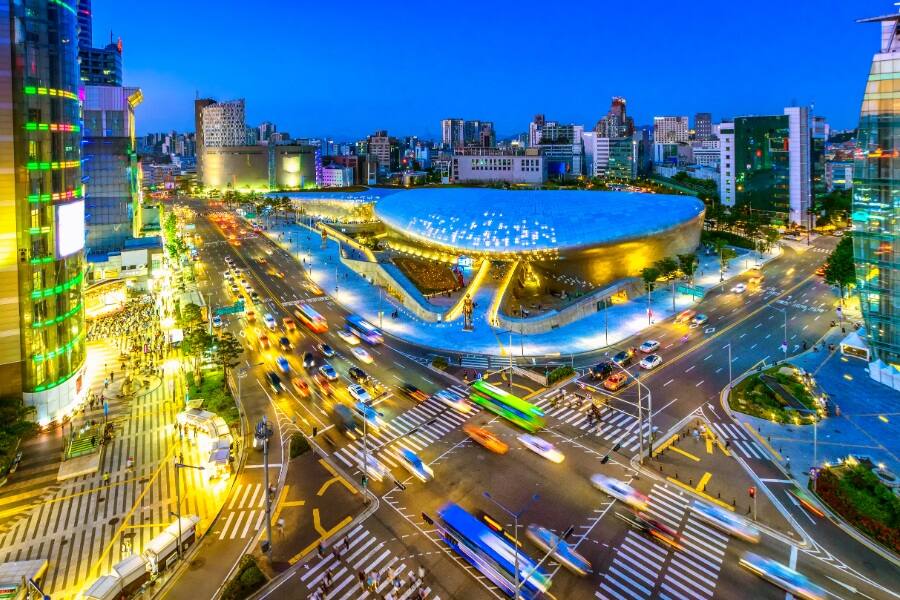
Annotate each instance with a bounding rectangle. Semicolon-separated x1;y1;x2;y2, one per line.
824;237;856;306
714;238;737;280
179;302;203;328
654;257;679;312
182;326;213;381
213;331;243;375
678;253;698;284
641;266;661;324
0;396;37;474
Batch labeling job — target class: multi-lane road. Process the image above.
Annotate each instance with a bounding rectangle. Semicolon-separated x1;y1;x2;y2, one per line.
179;200;898;600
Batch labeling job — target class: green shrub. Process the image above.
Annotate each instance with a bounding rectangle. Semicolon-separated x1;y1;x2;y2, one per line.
431;356;448;370
816;465;900;552
701;230;755;250
290;433;310;459
221;555;267;600
547;365;575;385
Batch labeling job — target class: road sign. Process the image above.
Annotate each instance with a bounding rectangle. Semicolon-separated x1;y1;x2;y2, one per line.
215;300;245;315
676;283;706;299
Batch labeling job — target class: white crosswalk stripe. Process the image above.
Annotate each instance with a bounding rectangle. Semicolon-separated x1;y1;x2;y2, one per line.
709;422;768;459
534;392;654;452
300;525;439;599
658;514;728;598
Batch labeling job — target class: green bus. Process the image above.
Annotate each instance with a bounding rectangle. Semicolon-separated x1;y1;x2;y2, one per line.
469;380;545;432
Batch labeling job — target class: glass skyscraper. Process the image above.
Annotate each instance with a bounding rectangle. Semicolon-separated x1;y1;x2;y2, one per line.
853;12;900;366
0;0;87;422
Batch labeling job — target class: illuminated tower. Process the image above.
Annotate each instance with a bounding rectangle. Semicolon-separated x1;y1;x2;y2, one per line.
0;0;87;422
853;10;900;366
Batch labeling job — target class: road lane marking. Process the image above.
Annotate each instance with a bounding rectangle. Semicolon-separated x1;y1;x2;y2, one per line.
704;354;713;361
695;380;705;387
663;379;674;387
685;365;695;373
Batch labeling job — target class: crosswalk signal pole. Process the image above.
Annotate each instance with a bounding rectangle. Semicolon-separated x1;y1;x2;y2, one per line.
256;416;274;556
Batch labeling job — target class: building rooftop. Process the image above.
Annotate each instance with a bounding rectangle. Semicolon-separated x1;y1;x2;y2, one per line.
374;188;704;254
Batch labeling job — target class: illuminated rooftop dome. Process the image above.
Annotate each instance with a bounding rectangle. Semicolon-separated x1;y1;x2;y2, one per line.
374;188;705;255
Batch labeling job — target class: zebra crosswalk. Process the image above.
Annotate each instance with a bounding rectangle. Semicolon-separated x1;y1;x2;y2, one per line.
708;422;769;460
597;483;728;600
299;525;438;599
533;393;652;452
333;386;474;472
215;483;269;540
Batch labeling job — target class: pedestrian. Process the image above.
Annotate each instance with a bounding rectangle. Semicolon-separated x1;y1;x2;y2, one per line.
343;536;350;552
394;576;402;591
418;565;425;581
317;543;324;558
333;547;341;562
388;565;395;585
358;570;366;591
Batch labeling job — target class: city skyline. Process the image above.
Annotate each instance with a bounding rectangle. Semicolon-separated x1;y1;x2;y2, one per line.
92;0;877;138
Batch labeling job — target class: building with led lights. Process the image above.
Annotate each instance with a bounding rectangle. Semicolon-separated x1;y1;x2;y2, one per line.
202;145;318;191
853;11;900;368
0;0;87;422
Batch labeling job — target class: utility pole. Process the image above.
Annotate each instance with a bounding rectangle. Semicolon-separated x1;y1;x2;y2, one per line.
604;296;609;347
173;461;203;560
255;416;274;556
483;492;539;595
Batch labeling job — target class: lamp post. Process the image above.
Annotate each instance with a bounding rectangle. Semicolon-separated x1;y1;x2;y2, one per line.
725;342;733;388
609;361;652;463
483;492;539;596
604;296;609;348
173;461;204;560
770;306;788;357
255;416;274;556
517;525;575;596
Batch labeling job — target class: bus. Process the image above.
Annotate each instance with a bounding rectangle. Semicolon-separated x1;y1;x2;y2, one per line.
346;314;383;345
295;303;328;334
469;380;545;432
436;502;549;599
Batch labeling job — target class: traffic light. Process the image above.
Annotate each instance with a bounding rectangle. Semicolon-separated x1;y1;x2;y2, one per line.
394;480;406;491
422;512;433;525
562;525;575;540
612;443;622;453
601;454;610;464
748;486;756;499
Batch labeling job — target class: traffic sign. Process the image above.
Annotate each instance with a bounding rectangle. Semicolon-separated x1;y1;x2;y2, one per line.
676;283;706;299
216;300;245;315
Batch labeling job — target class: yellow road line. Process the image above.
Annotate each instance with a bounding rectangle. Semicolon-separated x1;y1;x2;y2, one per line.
697;472;712;491
270;485;291;527
666;477;734;511
282;500;306;507
743;422;783;461
289;511;353;565
705;437;713;454
671;446;701;462
652;434;679;456
318;458;357;495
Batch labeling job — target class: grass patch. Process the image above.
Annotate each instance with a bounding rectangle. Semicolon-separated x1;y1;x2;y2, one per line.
393;256;460;295
729;366;817;423
221;555;268;600
290;433;311;459
816;464;900;553
547;365;575;385
431;356;448;370
186;368;239;427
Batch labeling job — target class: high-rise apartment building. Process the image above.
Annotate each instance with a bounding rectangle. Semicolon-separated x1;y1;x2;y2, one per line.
201;99;246;148
595;97;634;139
1;0;87;421
653;116;690;143
194;97;215;178
441;118;493;148
694;112;713;140
367;130;398;175
853;11;900;368
258;121;277;142
441;118;464;148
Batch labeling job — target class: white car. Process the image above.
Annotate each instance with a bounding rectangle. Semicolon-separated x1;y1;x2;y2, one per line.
212;315;223;328
691;500;760;543
639;340;660;353
358;453;390;483
351;346;374;364
731;283;747;294
639;354;663;370
518;434;565;463
690;314;709;328
396;448;433;482
590;474;649;510
434;389;471;413
347;384;372;403
263;313;277;330
318;363;338;381
337;329;360;346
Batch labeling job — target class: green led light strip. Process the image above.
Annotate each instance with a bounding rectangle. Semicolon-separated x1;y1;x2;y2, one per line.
32;302;82;329
27;188;81;203
26;160;80;171
48;0;76;15
30;256;55;265
23;86;78;100
32;330;84;363
24;122;80;132
30;271;83;300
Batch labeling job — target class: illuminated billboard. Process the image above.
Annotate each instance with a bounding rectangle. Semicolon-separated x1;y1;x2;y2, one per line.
56;200;85;257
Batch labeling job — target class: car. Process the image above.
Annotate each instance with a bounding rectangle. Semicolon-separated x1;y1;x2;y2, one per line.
230;284;240;294
250;291;260;302
739;552;826;600
434;389;471;413
611;348;635;366
313;373;333;397
257;257;267;265
291;377;310;397
305;281;324;296
675;309;697;324
258;334;270;350
279;336;292;351
690;314;708;328
302;351;315;369
590;474;649;511
275;355;290;373
246;310;256;323
273;270;285;279
283;317;296;332
632;512;682;550
589;361;616;381
318;343;335;358
396;448;433;482
518;434;565;463
815;265;827;276
401;384;429;403
353;400;382;431
731;283;747;294
266;371;283;393
265;248;273;255
463;425;509;454
603;372;629;391
639;340;659;353
691;500;760;543
639;354;663;370
351;346;374;364
263;313;277;330
318;363;338;381
358;453;390;483
212;315;223;328
348;384;372;403
337;328;360;346
348;366;368;384
525;524;591;576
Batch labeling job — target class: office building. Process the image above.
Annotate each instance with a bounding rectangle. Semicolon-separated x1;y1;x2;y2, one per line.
201;99;246;148
441;118;464;148
194;98;216;179
785;106;813;228
441;118;494;148
694;113;713;140
1;0;87;421
653;116;690;143
321;166;355;187
450;148;545;184
367;130;399;175
595;97;634;139
583;134;634;179
79;42;122;86
825;161;853;192
853;11;900;368
258;121;277;142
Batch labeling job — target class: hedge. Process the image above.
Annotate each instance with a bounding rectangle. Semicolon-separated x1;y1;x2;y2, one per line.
701;230;755;250
431;356;448;370
220;555;267;600
290;433;310;459
547;366;575;385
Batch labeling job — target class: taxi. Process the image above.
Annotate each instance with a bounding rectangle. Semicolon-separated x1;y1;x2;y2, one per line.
463;424;509;454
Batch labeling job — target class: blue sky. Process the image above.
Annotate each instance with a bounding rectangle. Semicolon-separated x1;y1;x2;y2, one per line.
91;0;885;139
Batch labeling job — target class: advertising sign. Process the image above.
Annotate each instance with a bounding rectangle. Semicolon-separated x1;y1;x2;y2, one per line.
55;200;85;257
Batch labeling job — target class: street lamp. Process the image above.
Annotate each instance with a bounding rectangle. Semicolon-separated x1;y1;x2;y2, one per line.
255;416;274;556
725;342;733;388
173;461;204;560
483;491;539;596
608;361;653;463
770;306;789;357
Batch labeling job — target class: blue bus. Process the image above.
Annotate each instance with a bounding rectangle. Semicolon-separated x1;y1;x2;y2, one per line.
346;315;383;345
437;503;549;599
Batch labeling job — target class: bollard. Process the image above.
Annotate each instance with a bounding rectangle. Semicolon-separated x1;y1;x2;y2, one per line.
689;479;693;486
732;498;736;506
659;465;663;472
717;492;721;499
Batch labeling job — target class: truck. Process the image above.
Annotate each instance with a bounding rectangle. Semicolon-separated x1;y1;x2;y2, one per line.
142;515;200;576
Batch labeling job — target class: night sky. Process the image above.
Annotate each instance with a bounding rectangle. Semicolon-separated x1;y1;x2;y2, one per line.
90;0;887;139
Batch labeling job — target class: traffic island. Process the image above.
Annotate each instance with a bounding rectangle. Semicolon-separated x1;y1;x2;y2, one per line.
729;365;820;424
649;419;797;539
220;555;268;600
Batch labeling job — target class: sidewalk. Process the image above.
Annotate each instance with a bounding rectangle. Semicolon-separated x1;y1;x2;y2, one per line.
259;217;779;357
